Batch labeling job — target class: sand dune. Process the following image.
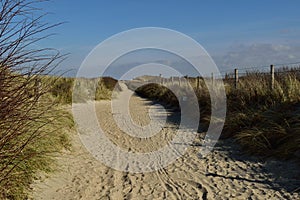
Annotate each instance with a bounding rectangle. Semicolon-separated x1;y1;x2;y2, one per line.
31;86;300;200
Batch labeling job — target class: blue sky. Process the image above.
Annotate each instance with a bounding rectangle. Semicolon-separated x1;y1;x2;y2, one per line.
39;0;300;77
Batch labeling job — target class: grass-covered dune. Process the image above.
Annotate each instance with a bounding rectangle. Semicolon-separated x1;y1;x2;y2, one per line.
45;76;120;104
0;74;72;199
135;69;300;159
0;74;119;199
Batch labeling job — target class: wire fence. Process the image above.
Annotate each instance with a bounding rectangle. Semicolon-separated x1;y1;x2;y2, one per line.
139;61;300;91
218;61;300;79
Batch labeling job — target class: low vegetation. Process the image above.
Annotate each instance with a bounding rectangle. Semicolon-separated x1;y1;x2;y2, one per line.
0;72;119;199
136;68;300;159
1;69;120;198
46;76;119;104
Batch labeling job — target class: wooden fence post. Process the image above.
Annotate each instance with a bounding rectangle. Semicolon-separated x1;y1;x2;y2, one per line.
234;68;239;89
185;75;188;88
196;76;200;91
159;74;162;85
270;64;275;90
225;73;229;81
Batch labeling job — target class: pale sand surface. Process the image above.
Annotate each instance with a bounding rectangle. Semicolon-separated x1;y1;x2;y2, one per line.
30;86;300;200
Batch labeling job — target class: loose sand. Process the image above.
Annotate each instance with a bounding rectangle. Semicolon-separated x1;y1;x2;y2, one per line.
30;86;300;200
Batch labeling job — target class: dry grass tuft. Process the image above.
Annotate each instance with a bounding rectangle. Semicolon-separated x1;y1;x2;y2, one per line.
135;69;300;159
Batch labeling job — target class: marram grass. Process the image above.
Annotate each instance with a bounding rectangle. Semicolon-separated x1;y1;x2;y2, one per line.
136;70;300;159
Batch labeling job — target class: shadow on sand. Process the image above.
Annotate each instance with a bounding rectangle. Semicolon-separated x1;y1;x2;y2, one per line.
134;91;300;195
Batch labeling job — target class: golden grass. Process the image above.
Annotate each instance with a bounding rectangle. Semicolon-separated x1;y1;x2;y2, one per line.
44;76;119;104
0;103;73;199
136;70;300;159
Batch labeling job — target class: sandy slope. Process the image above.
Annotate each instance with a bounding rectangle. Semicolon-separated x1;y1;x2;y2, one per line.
31;86;300;200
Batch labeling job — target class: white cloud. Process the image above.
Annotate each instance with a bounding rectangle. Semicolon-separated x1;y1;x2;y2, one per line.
212;43;300;71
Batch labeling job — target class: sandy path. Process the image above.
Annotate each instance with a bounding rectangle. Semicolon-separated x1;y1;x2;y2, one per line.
31;85;300;200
